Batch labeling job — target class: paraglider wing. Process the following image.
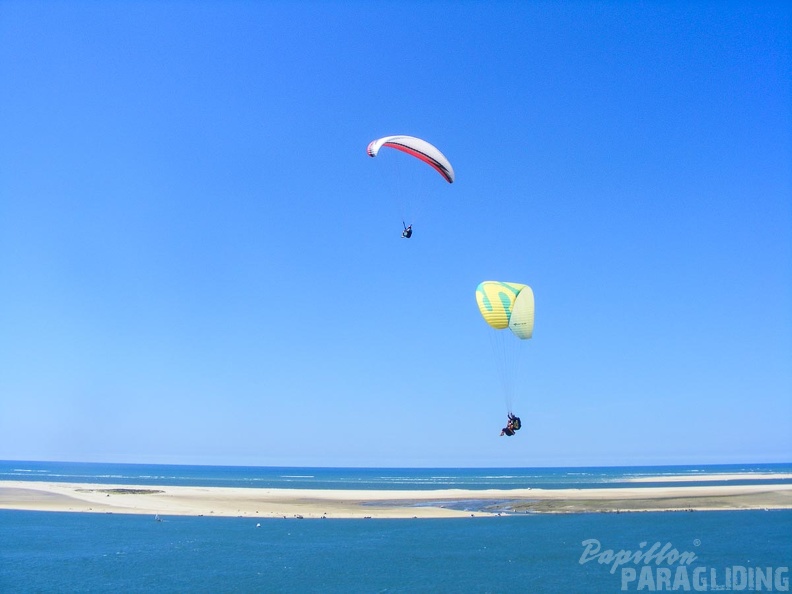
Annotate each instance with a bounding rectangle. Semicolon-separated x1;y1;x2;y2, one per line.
508;286;535;339
367;135;455;183
475;281;529;331
476;280;535;424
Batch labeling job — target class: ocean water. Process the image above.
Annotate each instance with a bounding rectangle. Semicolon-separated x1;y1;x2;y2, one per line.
2;460;791;490
2;510;790;593
1;462;791;593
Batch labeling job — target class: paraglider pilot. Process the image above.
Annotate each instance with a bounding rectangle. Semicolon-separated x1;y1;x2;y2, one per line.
500;413;521;436
402;222;412;239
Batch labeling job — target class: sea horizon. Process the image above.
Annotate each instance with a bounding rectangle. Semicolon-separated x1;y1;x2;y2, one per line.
3;460;790;592
2;460;790;491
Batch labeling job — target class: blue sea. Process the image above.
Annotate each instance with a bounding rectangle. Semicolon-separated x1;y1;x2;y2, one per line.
1;462;790;593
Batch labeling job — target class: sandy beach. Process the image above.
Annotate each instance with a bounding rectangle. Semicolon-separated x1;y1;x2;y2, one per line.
1;479;790;518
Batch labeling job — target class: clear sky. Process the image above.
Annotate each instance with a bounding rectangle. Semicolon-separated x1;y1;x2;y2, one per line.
1;1;790;468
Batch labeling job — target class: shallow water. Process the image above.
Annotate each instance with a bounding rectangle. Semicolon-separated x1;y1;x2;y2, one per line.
2;508;790;592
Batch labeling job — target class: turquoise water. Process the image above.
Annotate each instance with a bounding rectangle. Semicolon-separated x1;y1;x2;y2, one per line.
1;463;790;592
2;510;790;592
2;461;790;490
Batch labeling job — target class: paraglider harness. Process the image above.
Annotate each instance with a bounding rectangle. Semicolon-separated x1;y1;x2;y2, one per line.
402;222;412;239
509;414;521;431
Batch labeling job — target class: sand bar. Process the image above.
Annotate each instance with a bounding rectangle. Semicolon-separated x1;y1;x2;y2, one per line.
625;473;792;483
1;481;791;518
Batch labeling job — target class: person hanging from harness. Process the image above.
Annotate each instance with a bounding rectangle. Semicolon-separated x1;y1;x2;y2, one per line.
401;222;413;239
508;412;521;431
500;413;521;436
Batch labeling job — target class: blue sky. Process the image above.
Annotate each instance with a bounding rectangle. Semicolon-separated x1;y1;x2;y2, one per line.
1;1;790;467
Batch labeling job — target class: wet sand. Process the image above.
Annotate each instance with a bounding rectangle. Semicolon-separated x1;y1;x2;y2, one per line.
1;480;790;518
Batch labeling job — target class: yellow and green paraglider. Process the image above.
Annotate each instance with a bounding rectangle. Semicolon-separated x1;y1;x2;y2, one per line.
476;281;535;434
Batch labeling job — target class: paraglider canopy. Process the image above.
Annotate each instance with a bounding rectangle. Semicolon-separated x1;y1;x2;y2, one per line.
477;281;535;432
367;135;455;184
475;281;535;339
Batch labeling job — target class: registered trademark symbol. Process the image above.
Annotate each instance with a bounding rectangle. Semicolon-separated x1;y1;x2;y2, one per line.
693;539;701;547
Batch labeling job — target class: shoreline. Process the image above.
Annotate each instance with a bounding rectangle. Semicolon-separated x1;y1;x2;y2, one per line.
1;480;791;518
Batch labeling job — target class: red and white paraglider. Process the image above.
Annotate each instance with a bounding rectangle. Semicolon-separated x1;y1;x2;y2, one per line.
367;135;454;238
